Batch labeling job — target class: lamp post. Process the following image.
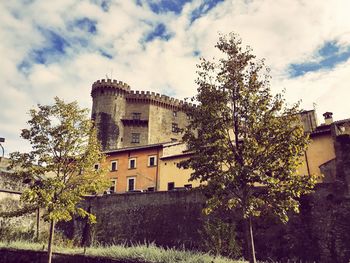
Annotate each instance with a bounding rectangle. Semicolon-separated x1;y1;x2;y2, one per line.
0;137;4;157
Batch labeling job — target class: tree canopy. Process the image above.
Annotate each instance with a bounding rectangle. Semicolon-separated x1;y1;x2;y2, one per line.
181;33;317;262
10;97;108;223
9;97;108;263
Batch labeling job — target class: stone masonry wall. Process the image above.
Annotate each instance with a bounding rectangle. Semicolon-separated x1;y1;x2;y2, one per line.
61;190;206;249
60;135;350;262
59;186;350;262
91;79;190;150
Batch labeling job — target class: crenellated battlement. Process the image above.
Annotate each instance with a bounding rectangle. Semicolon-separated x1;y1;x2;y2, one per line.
91;79;193;109
91;79;131;97
126;90;190;109
92;79;131;90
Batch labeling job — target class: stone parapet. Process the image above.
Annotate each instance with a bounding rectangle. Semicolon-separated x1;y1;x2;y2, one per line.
91;79;194;109
91;79;131;97
126;90;192;109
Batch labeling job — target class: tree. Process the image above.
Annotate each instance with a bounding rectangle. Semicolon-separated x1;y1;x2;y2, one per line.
9;97;108;263
181;33;317;262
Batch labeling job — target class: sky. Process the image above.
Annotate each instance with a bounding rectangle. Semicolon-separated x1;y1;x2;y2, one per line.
1;0;350;155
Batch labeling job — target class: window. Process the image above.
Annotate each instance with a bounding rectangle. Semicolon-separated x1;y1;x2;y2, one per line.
172;123;178;133
110;160;118;171
168;182;175;191
184;184;192;189
147;187;155;192
132;112;141;120
173;111;177;117
94;164;99;170
148;155;157;167
127;177;136;191
110;179;117;193
129;158;137;169
131;133;140;143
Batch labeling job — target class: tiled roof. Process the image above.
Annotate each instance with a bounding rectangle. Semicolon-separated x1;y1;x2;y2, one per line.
104;142;172;154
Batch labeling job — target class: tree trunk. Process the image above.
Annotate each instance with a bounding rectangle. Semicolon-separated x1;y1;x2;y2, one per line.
36;207;40;242
248;216;257;263
47;219;55;263
244;216;257;263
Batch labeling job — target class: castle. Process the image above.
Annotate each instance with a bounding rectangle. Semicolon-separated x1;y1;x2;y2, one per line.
90;78;350;193
91;79;191;151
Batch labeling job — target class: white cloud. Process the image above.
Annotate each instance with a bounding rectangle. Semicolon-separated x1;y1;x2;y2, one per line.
1;0;350;155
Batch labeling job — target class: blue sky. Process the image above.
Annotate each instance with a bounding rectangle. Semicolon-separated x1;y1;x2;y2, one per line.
1;0;350;154
289;41;350;77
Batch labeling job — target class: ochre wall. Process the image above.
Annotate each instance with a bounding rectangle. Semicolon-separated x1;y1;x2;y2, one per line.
158;155;199;191
104;147;161;193
298;133;335;179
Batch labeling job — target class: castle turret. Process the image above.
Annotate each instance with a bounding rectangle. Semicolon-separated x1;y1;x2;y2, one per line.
91;78;191;150
91;79;130;150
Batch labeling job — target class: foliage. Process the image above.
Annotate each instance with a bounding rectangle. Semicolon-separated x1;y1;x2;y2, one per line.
0;220;35;242
9;97;109;224
180;33;317;261
0;198;36;242
199;216;241;259
182;32;316;222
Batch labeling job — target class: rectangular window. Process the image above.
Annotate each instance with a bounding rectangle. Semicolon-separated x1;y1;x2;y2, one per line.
131;133;140;143
127;177;136;191
94;164;99;170
148;155;157;167
172;123;178;133
147;187;155;192
129;158;137;169
132;112;141;120
184;184;192;189
110;160;118;171
110;179;117;193
168;182;175;191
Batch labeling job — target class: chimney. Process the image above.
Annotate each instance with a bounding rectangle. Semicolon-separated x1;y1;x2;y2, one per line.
323;112;333;125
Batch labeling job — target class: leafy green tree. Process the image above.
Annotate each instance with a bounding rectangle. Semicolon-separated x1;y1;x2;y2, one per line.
9;97;108;263
181;33;317;263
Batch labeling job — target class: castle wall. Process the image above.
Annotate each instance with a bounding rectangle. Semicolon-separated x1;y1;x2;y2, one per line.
123;126;148;147
72;190;205;248
148;105;186;144
124;102;150;120
91;80;130;150
59;184;350;262
91;79;191;150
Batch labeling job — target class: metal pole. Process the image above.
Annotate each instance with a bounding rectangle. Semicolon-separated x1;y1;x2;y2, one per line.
0;137;5;157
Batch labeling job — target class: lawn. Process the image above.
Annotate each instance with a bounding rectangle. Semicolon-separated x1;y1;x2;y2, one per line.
0;240;246;263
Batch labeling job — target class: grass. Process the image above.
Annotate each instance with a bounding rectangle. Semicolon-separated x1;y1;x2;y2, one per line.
0;240;247;263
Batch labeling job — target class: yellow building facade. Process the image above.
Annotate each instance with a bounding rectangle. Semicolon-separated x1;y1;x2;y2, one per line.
298;112;350;181
101;110;349;193
158;142;200;191
102;142;200;193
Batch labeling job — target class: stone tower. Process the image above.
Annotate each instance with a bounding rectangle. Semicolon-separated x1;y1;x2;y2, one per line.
91;79;130;150
91;79;190;151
